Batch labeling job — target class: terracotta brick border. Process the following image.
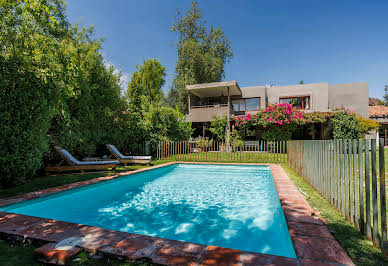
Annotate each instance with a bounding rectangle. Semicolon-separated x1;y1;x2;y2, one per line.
0;162;354;265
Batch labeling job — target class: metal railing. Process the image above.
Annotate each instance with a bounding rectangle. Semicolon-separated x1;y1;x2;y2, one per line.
287;139;387;251
157;140;287;163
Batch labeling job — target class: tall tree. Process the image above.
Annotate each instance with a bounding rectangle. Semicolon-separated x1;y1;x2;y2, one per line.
169;1;233;113
126;58;166;110
0;0;131;185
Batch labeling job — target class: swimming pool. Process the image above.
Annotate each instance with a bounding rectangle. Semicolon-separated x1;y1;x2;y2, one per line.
1;164;296;258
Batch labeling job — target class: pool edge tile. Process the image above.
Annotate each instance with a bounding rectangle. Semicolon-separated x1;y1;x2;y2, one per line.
269;164;355;266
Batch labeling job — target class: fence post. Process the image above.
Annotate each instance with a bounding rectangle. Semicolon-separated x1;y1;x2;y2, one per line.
365;139;372;240
358;139;364;234
371;139;379;247
379;138;387;249
353;140;359;229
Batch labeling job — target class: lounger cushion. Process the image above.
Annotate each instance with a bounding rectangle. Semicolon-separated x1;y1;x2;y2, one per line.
58;149;81;165
120;155;152;160
107;144;125;159
107;144;151;160
77;160;120;165
57;147;119;165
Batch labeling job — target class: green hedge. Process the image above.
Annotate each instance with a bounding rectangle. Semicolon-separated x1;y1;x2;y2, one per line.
0;57;53;186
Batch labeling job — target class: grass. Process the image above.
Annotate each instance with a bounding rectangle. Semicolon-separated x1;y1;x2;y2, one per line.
281;163;388;265
165;151;287;163
0;240;148;266
0;160;170;199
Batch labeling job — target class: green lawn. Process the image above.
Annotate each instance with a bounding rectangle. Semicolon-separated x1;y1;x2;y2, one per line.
0;240;148;266
164;151;287;163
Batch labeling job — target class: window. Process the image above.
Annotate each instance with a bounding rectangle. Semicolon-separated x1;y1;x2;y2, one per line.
232;98;260;115
232;99;245;112
279;96;310;109
245;98;260;111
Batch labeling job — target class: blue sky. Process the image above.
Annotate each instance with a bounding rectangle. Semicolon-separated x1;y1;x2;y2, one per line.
66;0;387;99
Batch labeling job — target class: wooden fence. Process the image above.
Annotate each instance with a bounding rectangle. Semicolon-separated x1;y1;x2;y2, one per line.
287;139;387;251
157;140;287;163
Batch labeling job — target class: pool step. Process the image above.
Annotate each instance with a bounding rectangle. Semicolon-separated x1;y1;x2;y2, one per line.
34;242;81;265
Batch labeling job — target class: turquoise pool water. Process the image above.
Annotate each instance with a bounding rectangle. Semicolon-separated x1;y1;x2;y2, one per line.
1;164;296;258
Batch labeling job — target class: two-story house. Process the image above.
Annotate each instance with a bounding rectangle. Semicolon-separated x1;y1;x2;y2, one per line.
186;80;369;137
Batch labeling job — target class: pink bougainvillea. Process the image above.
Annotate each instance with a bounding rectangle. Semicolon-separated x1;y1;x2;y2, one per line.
256;103;304;127
233;103;335;141
234;113;252;127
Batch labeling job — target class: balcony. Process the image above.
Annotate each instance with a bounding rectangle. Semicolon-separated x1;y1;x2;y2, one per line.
187;104;230;122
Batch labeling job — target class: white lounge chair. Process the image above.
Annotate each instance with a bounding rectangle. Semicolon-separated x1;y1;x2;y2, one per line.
106;144;151;165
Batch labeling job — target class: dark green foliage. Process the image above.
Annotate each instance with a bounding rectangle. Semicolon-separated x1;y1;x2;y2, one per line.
126;59;166;104
145;106;193;143
169;1;233;113
209;115;227;141
0;56;53;186
331;111;361;139
47;29;129;158
261;126;295;141
0;0;194;187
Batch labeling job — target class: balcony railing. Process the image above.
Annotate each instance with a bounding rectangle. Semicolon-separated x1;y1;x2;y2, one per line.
190;104;228;109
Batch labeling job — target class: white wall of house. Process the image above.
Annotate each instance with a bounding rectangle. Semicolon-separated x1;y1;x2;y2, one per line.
267;83;330;112
329;82;369;118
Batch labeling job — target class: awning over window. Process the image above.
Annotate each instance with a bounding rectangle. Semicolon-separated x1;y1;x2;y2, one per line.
186;80;241;97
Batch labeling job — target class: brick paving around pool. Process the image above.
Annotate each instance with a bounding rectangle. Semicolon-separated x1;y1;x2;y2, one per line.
0;162;354;265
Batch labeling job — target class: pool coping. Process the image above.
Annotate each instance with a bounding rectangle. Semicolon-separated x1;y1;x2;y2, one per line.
0;162;354;265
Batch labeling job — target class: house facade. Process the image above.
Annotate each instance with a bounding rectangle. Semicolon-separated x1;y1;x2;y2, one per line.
369;105;388;145
186;80;369;137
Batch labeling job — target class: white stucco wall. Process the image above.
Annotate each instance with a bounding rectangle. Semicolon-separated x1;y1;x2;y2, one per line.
328;82;369;117
267;83;330;112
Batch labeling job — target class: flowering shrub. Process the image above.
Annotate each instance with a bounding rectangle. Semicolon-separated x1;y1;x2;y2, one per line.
233;103;370;141
254;103;304;141
255;103;303;127
234;113;252;128
302;112;333;124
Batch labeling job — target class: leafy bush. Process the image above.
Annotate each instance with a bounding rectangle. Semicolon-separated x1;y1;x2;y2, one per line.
253;104;304;141
197;138;214;149
356;116;379;137
209;115;227;141
330;111;361;139
0;56;53;187
145;106;193;143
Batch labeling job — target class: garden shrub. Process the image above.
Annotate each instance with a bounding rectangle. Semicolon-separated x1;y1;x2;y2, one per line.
0;56;54;187
253;104;304;141
145;105;193;144
356;116;379;137
209;115;227;141
330;111;361;139
197;138;214;149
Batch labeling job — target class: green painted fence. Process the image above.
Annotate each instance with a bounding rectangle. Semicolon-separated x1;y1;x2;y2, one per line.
287;139;387;252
